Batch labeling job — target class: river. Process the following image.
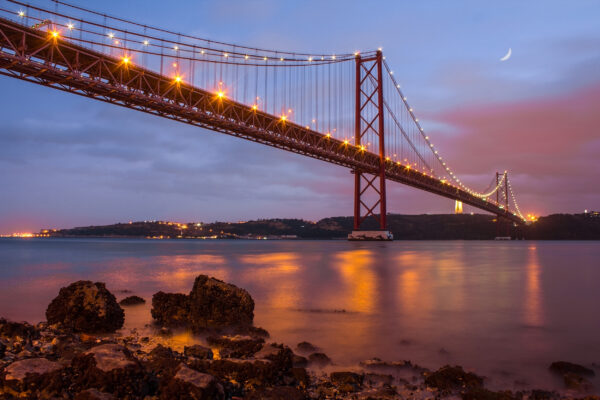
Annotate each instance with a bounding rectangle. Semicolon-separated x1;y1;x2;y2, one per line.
1;238;599;392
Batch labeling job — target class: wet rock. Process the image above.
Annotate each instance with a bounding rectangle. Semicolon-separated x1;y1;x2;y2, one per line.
53;334;88;362
151;291;190;327
1;357;65;397
160;364;224;400
563;372;593;391
424;365;484;393
244;386;308;400
46;281;124;333
206;334;264;358
119;295;146;306
359;357;426;373
74;388;117;400
462;387;516;400
292;354;308;368
291;367;310;387
234;325;270;339
296;341;318;354
330;371;363;393
184;344;213;360
308;352;331;367
526;389;560;400
71;343;154;398
188;275;255;331
364;372;393;387
146;344;183;379
549;361;595;377
0;318;40;341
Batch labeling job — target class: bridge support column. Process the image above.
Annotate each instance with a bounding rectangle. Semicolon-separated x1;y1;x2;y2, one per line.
349;50;392;241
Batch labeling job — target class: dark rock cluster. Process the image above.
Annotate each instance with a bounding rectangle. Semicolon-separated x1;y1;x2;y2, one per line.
151;275;255;332
1;277;599;399
45;281;124;333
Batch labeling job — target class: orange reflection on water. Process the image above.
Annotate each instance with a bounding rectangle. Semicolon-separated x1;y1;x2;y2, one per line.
524;246;543;326
239;252;301;309
332;249;376;313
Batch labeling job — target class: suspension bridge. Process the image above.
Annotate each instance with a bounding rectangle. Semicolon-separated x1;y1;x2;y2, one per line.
0;0;529;240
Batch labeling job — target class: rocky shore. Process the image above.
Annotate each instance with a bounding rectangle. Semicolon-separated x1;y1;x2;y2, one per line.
0;276;597;399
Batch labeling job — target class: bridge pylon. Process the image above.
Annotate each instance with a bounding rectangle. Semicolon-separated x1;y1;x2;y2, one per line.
348;50;393;241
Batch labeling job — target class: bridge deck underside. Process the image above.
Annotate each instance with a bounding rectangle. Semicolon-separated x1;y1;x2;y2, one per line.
0;17;522;224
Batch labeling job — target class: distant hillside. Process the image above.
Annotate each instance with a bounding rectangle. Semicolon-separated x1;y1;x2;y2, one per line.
39;213;600;240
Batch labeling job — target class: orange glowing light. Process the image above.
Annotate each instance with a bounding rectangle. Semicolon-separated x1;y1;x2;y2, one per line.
174;75;182;83
50;30;59;39
122;56;130;65
251;104;258;111
343;140;349;145
280;115;287;121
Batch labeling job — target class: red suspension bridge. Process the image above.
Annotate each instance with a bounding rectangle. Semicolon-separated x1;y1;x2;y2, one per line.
0;0;529;239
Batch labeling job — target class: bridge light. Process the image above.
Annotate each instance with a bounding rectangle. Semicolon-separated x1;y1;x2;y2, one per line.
280;57;284;61
50;30;59;39
122;56;131;65
415;118;419;121
17;10;25;17
174;75;182;84
263;56;268;61
325;133;331;138
403;96;407;100
354;51;360;56
67;23;75;31
107;32;114;39
223;53;228;57
390;71;394;75
200;50;205;54
216;91;225;99
308;57;313;62
332;55;336;60
174;46;179;50
280;115;287;121
409;108;413;112
244;55;249;60
397;84;401;88
343;139;349;145
143;40;149;46
251;104;258;111
378;47;383;51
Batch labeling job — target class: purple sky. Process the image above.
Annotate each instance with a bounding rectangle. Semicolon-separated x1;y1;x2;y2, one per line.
1;0;600;234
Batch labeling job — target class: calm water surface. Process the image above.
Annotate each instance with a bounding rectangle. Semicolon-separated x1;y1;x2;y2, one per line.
1;238;599;392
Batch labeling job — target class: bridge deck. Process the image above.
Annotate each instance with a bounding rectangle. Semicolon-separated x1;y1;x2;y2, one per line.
0;17;522;224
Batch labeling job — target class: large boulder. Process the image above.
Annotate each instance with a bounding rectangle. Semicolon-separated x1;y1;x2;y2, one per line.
1;358;65;397
151;292;190;326
46;281;124;333
189;275;254;331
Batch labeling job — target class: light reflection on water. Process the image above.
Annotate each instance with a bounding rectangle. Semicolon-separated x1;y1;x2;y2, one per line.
1;238;599;392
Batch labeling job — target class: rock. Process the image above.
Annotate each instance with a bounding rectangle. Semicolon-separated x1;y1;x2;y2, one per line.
424;365;484;393
330;371;363;393
206;335;264;358
563;372;593;391
74;388;117;400
46;281;124;333
364;373;394;387
151;291;190;327
71;343;154;398
1;358;65;397
184;344;213;360
119;295;146;306
292;354;308;368
160;364;224;400
244;386;308;400
0;318;40;340
0;341;5;358
85;343;135;372
291;367;310;387
188;275;255;331
296;341;318;354
308;352;331;367
549;361;595;377
462;387;516;400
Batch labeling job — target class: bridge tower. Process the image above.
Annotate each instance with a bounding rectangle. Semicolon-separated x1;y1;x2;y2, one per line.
495;171;512;239
348;50;393;241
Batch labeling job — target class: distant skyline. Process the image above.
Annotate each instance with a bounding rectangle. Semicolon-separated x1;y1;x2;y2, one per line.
2;0;600;234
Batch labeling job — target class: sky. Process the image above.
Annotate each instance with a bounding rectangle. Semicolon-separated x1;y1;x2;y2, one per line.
1;0;600;233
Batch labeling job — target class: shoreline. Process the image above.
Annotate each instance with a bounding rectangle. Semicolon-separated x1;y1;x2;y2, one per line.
1;278;598;399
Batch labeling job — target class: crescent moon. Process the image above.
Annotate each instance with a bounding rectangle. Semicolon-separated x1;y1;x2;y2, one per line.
500;48;512;62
